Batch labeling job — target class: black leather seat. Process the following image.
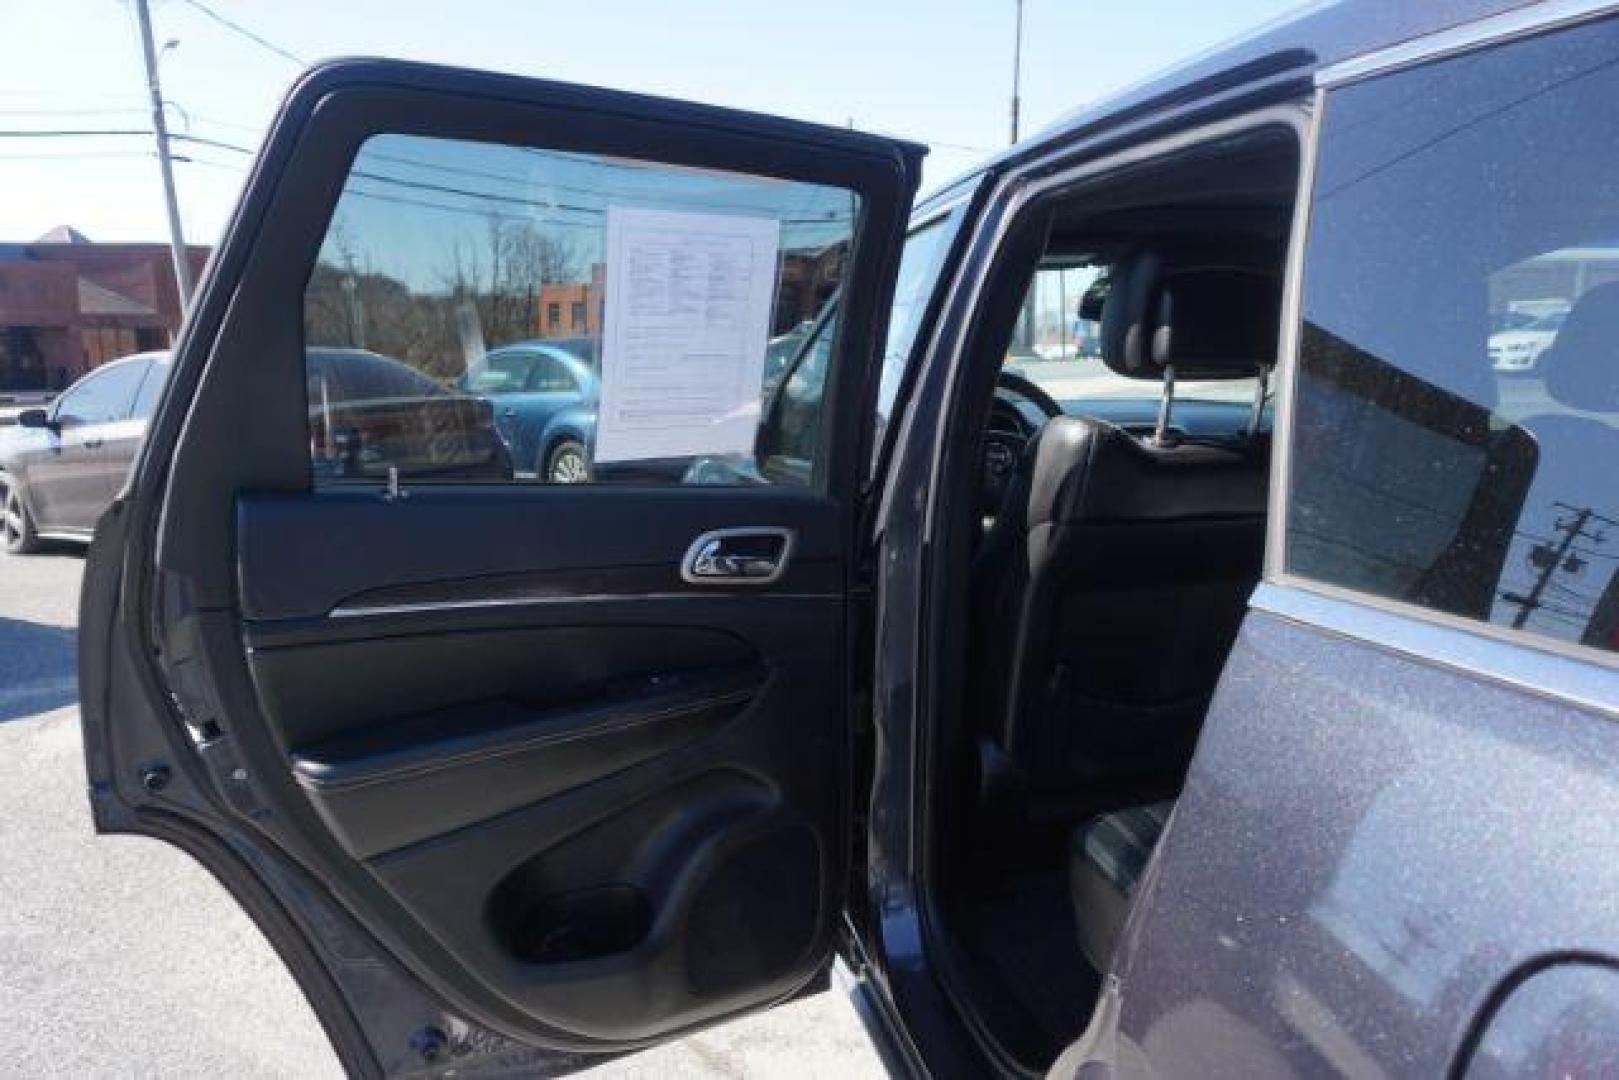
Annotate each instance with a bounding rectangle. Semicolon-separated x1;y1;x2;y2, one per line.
1068;801;1173;970
972;252;1276;810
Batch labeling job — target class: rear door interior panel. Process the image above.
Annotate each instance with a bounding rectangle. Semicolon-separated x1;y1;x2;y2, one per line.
81;57;920;1068
230;491;850;1038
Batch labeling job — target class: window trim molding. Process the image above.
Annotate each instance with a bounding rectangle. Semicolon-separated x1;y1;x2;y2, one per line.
1253;577;1619;711
1263;87;1324;584
1317;0;1619;90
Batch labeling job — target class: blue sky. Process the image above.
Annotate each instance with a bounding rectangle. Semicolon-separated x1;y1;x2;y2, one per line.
0;0;1304;245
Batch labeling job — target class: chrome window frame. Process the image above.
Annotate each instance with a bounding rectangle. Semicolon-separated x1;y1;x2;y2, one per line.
1317;0;1619;89
1262;1;1619;699
1262;87;1323;586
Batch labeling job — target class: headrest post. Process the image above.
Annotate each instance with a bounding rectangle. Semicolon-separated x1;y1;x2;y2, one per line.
1153;363;1177;446
1247;365;1268;439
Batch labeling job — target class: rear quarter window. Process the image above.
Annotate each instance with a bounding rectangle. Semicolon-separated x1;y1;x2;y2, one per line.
1288;15;1619;657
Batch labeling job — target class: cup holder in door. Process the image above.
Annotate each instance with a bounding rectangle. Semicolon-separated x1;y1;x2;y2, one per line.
498;883;652;964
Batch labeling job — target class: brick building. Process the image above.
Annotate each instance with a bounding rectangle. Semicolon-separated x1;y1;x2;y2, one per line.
536;279;600;338
530;245;844;344
0;227;208;393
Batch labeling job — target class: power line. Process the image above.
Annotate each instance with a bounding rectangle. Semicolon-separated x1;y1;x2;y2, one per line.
0;128;261;158
0;126;844;223
171;154;246;172
185;112;265;134
0;105;148;117
0;128;153;138
173;133;254;155
0;103;262;139
179;0;305;66
0;150;159;161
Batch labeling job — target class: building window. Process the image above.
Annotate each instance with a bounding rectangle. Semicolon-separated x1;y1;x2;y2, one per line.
570;301;586;331
547;302;562;332
0;327;46;392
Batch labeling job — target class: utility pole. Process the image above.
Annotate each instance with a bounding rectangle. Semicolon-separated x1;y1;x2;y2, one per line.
1010;0;1024;145
1504;502;1619;629
1011;0;1038;350
133;0;194;310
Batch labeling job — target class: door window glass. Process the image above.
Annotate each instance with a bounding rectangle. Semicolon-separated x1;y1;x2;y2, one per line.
54;361;147;425
528;355;578;393
132;360;169;419
870;207;966;466
1288;16;1619;657
759;311;836;484
303;134;860;487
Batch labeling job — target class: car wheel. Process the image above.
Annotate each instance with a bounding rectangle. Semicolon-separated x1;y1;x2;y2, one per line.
0;477;41;555
544;439;590;484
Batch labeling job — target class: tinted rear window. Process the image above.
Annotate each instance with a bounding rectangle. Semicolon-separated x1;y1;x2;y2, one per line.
1288;16;1619;657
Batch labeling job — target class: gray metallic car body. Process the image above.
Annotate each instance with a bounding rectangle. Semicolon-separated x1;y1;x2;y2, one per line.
0;352;163;540
72;1;1619;1076
855;1;1619;1075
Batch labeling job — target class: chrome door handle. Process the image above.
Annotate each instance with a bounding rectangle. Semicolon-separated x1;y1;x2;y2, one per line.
681;527;793;585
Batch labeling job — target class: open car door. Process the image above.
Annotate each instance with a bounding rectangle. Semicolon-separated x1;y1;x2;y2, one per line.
78;59;921;1076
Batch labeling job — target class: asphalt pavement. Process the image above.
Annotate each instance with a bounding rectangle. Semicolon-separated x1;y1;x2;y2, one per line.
0;546;882;1078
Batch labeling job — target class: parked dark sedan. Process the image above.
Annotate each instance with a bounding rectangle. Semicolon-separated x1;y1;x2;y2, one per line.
2;347;510;553
307;346;514;485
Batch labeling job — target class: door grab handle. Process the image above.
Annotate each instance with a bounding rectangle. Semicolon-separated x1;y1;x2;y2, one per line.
681;527;794;585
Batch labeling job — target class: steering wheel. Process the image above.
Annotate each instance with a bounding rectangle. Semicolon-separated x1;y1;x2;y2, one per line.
996;369;1065;422
980;370;1065;515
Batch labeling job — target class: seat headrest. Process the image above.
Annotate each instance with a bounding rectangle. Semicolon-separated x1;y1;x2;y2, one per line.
1023;414;1270;528
1541;282;1619;412
1099;250;1281;380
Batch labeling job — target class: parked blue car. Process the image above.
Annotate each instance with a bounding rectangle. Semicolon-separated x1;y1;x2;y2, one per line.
457;338;597;482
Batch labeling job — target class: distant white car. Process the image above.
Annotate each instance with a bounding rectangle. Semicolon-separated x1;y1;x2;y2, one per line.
1489;309;1567;371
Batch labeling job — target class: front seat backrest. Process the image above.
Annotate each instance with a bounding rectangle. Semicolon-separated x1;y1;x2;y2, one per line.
973;254;1275;810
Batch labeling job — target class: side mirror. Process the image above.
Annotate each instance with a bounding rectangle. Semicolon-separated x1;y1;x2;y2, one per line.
16;408;52;430
1078;274;1110;322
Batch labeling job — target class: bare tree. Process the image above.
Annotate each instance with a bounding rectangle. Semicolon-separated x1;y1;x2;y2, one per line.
440;213;579;344
306;211;585;385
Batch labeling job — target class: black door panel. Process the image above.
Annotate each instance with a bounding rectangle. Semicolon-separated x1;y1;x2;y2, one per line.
243;595;844;1038
235;487;845;622
246;616;759;748
284;663;764;858
231;487;850;1034
371;765;827;1041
